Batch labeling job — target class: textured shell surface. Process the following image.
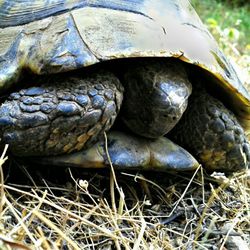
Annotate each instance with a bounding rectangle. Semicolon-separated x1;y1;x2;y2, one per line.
0;0;249;123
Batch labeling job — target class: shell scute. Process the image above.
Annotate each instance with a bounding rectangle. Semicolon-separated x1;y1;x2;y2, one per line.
0;0;249;121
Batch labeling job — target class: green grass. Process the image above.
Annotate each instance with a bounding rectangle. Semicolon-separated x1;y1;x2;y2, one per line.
191;0;250;85
191;0;250;51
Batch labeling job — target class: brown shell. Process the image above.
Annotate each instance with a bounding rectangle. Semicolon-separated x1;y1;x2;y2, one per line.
0;0;249;128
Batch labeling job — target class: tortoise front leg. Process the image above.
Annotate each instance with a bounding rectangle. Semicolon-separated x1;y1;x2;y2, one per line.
0;71;123;156
170;89;250;171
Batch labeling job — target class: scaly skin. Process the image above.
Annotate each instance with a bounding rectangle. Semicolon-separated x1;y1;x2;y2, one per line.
0;61;249;172
0;71;123;156
121;60;192;138
170;88;250;171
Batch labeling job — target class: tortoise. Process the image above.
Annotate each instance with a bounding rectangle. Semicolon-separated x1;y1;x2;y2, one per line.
0;0;249;172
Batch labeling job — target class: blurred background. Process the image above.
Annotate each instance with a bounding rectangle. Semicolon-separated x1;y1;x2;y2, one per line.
192;0;249;87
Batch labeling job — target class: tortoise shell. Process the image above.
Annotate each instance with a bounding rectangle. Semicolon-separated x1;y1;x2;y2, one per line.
0;0;249;129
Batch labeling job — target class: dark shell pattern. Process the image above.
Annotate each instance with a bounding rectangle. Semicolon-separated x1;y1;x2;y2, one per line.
0;0;249;124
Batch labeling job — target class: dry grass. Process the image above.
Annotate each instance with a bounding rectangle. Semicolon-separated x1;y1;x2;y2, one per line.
0;145;249;249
